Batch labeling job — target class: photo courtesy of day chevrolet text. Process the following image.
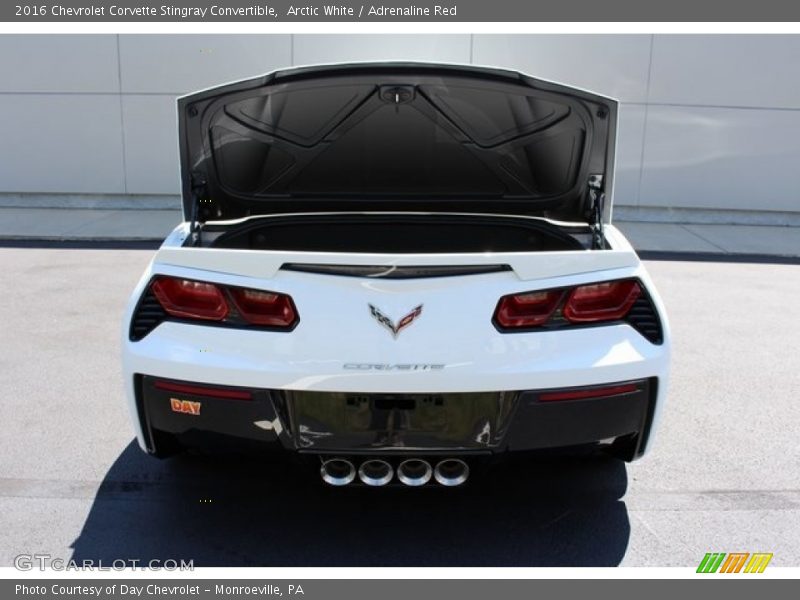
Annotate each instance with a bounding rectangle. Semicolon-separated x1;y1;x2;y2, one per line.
15;584;304;597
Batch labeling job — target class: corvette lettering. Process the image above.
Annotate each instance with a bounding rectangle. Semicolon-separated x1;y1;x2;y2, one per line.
368;303;423;338
343;363;445;371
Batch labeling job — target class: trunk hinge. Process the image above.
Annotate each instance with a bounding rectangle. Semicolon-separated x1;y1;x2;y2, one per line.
588;174;605;250
188;173;208;247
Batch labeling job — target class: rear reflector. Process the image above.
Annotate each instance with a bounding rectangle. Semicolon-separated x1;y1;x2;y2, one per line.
493;289;564;328
563;280;641;323
151;277;228;321
229;287;298;327
539;383;639;403
154;379;252;401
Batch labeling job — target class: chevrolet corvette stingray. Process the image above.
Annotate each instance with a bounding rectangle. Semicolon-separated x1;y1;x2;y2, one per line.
122;62;670;487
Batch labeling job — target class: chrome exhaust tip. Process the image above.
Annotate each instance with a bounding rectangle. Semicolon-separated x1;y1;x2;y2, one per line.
397;459;433;486
358;459;394;486
320;458;356;486
434;458;469;487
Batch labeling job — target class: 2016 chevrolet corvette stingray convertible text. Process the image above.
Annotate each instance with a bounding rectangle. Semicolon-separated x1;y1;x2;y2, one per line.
122;62;670;487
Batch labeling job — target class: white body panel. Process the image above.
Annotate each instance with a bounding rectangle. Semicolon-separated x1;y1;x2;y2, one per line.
122;220;670;458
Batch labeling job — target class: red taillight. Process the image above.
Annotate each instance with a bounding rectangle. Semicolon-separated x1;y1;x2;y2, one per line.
229;288;298;328
563;280;641;323
151;277;228;321
493;279;643;330
494;289;564;328
154;379;252;401
150;276;298;328
539;383;639;402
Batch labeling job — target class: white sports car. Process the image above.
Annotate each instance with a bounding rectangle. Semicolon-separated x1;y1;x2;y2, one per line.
122;62;670;487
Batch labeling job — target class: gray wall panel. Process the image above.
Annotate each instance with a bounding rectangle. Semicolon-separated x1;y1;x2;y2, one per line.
119;34;292;94
613;104;647;208
293;34;471;65
639;105;800;212
472;34;653;103
122;95;180;195
0;35;119;93
648;35;800;109
0;94;125;194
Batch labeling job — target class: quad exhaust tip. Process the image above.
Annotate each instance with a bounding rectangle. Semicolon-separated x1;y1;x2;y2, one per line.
320;457;468;487
397;459;433;486
434;458;470;487
320;458;356;486
358;459;394;486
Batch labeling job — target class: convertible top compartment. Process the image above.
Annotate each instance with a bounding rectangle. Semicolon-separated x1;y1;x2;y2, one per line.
207;213;588;253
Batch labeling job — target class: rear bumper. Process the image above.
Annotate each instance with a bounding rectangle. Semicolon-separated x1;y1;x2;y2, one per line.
135;375;657;461
123;226;671;462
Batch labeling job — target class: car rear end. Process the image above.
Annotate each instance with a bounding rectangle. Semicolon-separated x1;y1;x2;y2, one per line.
123;220;669;485
121;62;670;486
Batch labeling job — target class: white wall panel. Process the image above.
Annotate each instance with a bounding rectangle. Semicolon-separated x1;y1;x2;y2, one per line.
292;34;471;65
122;95;181;195
639;105;800;212
472;35;653;103
0;94;125;194
649;35;800;109
0;35;119;93
119;35;292;94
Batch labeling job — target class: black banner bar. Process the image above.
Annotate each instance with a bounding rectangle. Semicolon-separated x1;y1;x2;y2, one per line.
4;0;800;22
3;579;796;600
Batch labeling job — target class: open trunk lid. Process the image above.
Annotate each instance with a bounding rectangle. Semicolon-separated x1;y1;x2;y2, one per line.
178;62;618;231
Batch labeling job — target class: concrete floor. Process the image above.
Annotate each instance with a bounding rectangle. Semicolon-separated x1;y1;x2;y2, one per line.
0;248;798;566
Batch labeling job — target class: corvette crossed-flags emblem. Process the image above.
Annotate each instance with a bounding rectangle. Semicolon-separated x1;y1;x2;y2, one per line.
368;304;423;339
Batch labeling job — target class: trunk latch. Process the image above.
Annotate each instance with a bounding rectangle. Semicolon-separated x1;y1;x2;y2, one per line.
188;173;209;246
380;85;415;105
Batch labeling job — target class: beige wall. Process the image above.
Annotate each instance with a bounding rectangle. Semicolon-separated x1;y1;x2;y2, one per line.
1;34;799;218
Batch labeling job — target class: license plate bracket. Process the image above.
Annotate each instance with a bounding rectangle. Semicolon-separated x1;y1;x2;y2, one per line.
285;390;517;450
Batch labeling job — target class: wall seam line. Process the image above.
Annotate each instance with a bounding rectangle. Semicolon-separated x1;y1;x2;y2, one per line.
469;34;474;63
115;34;129;195
635;34;656;209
